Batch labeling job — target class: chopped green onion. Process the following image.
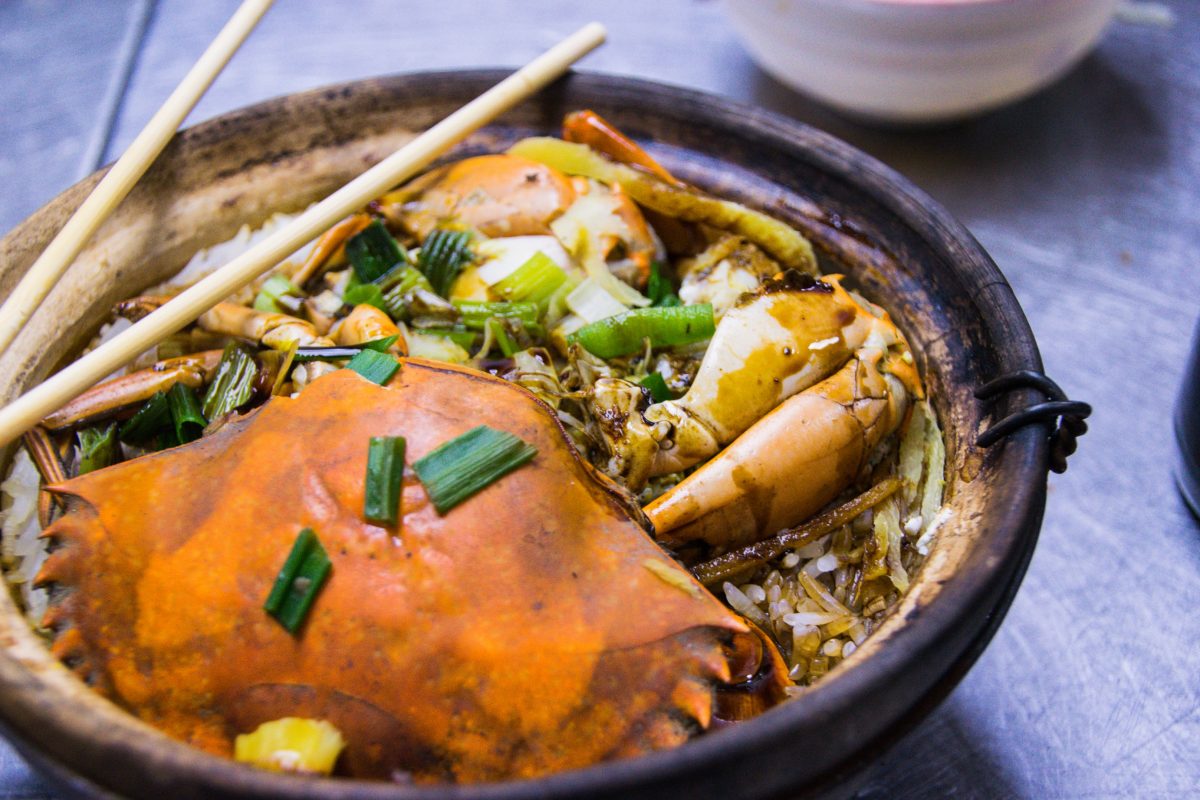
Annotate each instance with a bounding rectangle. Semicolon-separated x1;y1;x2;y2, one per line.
78;423;119;474
361;335;398;353
345;349;400;385
343;283;389;313
419;327;478;350
264;528;332;634
346;220;406;283
364;436;407;526
487;318;519;357
294;346;364;362
119;391;171;445
646;261;681;307
253;274;302;313
493;251;569;306
571;304;715;358
639;372;674;403
413;425;537;514
375;263;430;292
453;300;539;331
167;383;207;444
418;229;473;297
565;277;627;323
202;342;259;420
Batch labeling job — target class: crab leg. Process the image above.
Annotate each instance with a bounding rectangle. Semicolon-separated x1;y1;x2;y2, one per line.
21;426;67;528
563;109;681;186
41;350;223;431
118;295;334;350
289;212;372;287
646;349;912;549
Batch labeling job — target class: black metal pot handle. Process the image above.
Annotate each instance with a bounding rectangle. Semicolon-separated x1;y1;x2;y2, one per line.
975;370;1091;474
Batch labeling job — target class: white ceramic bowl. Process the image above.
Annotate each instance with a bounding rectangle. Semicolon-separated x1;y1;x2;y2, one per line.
723;0;1120;124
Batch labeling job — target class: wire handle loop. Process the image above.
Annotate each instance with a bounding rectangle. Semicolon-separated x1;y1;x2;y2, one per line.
975;370;1091;474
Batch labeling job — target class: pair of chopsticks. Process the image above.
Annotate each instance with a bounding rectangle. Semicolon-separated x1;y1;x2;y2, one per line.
0;16;607;448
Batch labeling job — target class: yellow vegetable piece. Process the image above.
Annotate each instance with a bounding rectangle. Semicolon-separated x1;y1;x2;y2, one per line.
234;717;346;775
509;137;817;272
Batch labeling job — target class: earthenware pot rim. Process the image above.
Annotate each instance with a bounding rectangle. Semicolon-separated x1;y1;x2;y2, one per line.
0;69;1046;799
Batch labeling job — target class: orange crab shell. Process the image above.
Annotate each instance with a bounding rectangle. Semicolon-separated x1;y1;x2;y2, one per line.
37;361;747;783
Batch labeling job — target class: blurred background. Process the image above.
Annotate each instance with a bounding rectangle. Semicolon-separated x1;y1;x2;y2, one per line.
1;1;1196;797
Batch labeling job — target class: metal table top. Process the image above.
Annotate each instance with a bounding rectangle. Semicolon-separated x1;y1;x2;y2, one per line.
1;1;1197;797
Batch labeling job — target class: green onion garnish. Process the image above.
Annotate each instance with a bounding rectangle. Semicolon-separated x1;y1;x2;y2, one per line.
293;336;397;363
646;261;681;307
294;346;365;362
412;425;537;514
374;263;431;293
78;423;119;474
452;300;539;330
119;391;171;445
418;229;474;297
253;274;303;314
487;318;519;357
639;372;674;403
420;327;478;350
361;335;399;353
345;349;400;385
364;436;407;526
493;251;568;307
346;219;407;283
202;342;259;420
343;283;389;313
572;304;715;358
263;528;332;634
167;383;207;444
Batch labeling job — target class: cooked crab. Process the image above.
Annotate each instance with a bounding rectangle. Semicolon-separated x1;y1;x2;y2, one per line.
37;362;786;782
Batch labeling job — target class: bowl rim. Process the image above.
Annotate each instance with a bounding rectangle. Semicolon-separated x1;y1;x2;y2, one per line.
0;68;1048;798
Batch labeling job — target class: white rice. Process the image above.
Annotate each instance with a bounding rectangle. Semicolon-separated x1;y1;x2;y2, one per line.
1;449;49;626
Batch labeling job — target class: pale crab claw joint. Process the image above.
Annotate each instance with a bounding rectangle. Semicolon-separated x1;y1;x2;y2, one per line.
646;348;914;549
117;295;335;350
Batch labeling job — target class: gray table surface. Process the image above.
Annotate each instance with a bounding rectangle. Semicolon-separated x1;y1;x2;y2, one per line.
1;1;1197;797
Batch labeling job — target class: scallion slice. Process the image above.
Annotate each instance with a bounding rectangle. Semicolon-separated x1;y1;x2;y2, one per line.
364;436;406;526
453;300;539;331
571;304;715;358
345;349;400;385
419;327;478;350
646;261;681;307
493;251;569;306
343;283;389;313
263;528;332;634
375;263;431;293
294;346;365;362
639;372;674;403
202;342;259;420
346;219;407;283
412;425;537;515
119;391;171;445
487;318;519;357
253;274;303;314
418;229;474;297
78;423;119;474
167;383;207;444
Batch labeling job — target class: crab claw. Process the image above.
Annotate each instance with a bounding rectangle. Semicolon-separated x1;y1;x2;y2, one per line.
645;348;913;549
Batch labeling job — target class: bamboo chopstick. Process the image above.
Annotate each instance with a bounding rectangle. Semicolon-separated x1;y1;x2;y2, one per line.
0;22;607;448
0;0;275;357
